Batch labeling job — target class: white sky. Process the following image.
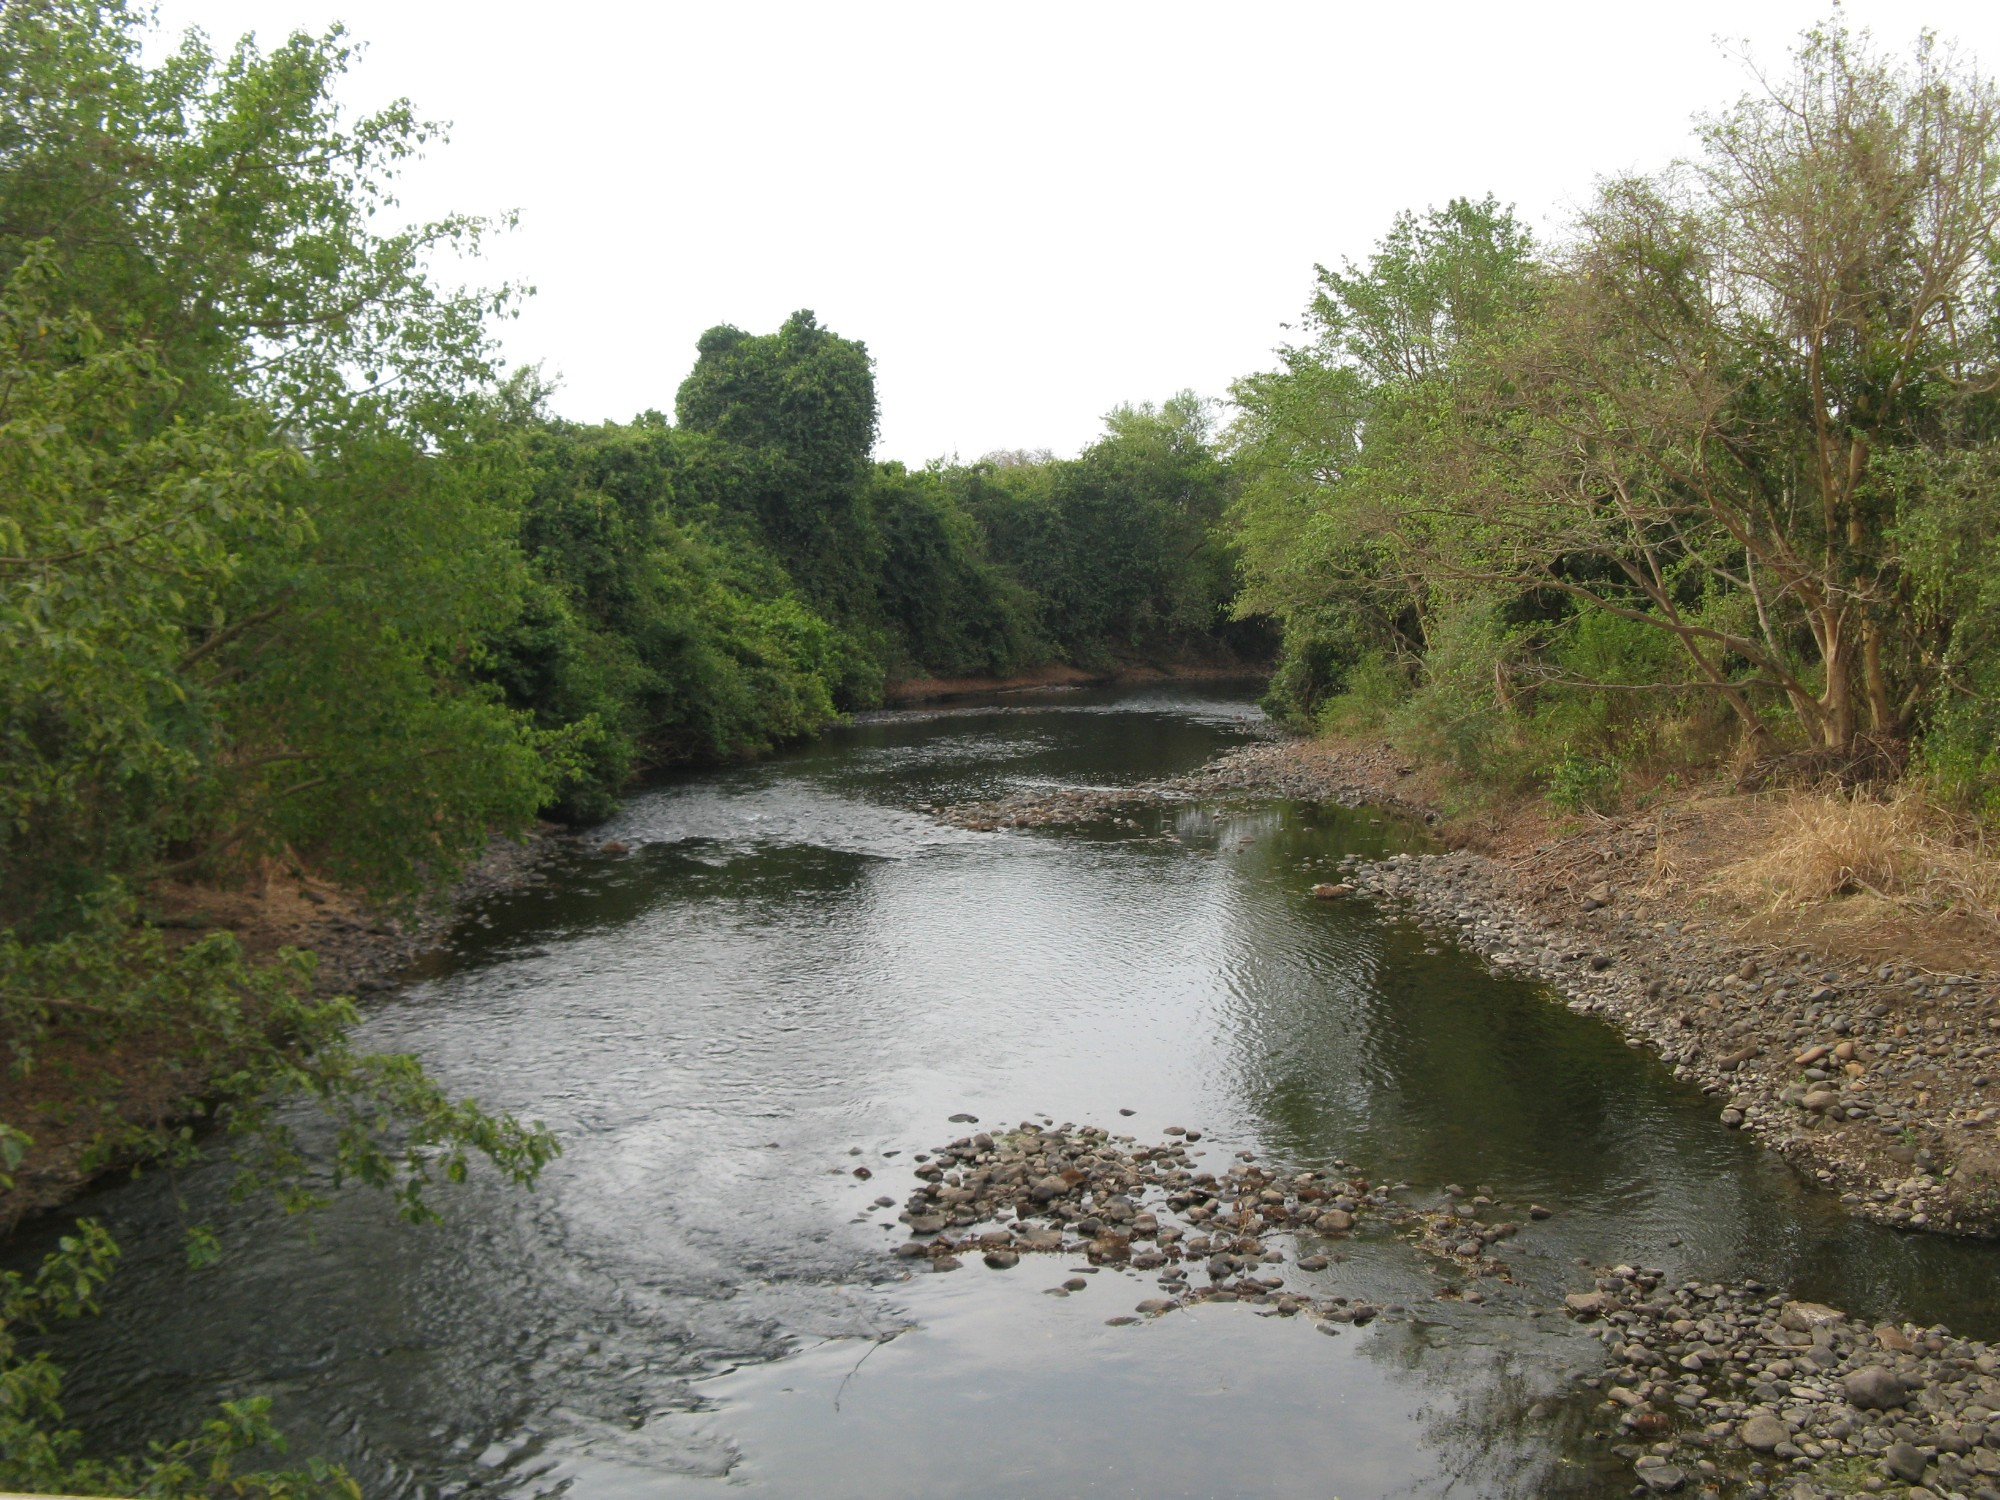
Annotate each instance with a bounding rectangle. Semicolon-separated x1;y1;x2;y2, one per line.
148;1;2000;465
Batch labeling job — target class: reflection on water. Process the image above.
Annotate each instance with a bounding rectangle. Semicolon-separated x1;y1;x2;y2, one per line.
14;684;2000;1498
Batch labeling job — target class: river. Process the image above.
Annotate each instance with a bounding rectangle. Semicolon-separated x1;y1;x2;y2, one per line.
19;684;2000;1497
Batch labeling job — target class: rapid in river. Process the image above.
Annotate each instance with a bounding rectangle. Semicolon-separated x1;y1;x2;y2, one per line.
17;684;2000;1498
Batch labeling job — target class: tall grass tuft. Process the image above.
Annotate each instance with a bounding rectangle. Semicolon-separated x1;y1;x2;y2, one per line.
1715;788;2000;931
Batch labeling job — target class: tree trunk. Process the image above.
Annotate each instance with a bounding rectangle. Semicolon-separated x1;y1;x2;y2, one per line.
1818;626;1855;754
1861;620;1896;735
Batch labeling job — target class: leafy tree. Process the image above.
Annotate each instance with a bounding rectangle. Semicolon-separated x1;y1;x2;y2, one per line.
482;410;866;817
1226;197;1539;722
2;9;561;1491
0;1;560;923
1230;21;2000;797
674;311;882;616
868;462;1043;677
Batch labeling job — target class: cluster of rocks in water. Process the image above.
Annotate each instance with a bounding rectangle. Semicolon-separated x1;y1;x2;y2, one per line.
1563;1265;2000;1499
1338;849;2000;1238
881;1115;2000;1498
934;738;1430;833
884;1120;1491;1325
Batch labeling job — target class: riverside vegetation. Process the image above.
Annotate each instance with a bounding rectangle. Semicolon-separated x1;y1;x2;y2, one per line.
8;2;2000;1496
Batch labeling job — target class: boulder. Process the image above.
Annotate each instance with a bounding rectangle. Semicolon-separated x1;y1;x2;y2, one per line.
1739;1413;1791;1452
1779;1301;1844;1333
1843;1364;1909;1410
1883;1440;1930;1483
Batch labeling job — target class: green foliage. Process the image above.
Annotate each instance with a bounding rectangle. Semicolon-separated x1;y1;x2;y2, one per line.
1314;651;1408;736
481;411;874;818
950;393;1246;665
0;8;564;1491
0;0;516;438
1227;197;1538;727
0;3;560;926
1229;22;2000;806
0;891;556;1497
0;250;298;926
1383;601;1519;779
674;312;883;615
866;463;1042;678
1;892;559;1221
1544;748;1623;814
1895;444;2000;816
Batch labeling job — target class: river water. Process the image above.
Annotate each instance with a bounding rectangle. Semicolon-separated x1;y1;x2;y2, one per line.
21;684;2000;1497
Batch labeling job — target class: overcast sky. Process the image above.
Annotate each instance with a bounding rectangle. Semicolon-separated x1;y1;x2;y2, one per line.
149;1;2000;465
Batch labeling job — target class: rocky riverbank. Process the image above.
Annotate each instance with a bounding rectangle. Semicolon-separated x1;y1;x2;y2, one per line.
880;1119;1452;1320
1562;1264;2000;1499
884;1116;2000;1498
1339;850;2000;1238
934;738;2000;1240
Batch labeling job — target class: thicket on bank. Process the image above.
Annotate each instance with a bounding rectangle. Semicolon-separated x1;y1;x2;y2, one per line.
1230;24;2000;824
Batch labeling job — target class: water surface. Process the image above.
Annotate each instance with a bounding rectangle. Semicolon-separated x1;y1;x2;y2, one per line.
22;684;2000;1497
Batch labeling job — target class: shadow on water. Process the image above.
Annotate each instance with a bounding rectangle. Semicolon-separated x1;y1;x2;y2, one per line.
11;684;2000;1498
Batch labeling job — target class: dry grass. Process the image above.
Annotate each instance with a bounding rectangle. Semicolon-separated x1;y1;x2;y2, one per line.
1710;786;2000;936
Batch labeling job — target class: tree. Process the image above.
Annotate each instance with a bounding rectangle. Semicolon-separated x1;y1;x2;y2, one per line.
2;11;562;1488
1422;24;2000;758
674;311;882;615
0;0;557;923
1231;24;2000;776
1226;198;1540;720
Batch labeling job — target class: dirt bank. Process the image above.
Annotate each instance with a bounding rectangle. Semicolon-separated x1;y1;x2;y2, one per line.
937;736;2000;1240
881;661;1266;704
